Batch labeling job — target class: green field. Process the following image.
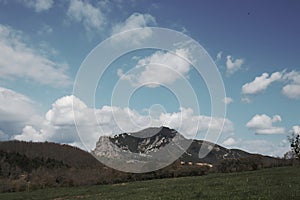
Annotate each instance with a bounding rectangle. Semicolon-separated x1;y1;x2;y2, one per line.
0;166;299;200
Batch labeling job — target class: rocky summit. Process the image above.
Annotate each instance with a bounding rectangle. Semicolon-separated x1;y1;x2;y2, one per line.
92;126;252;169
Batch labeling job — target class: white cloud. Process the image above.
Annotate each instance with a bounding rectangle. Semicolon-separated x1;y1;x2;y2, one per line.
221;137;290;157
246;114;285;134
0;24;70;87
14;95;96;149
118;48;192;87
282;84;300;99
282;71;300;99
67;0;104;32
160;107;234;138
112;13;156;33
0;87;35;122
111;13;156;45
0;87;39;139
222;137;236;146
242;71;283;95
15;125;44;142
14;95;233;150
216;51;222;61
226;55;244;74
241;70;300;99
283;70;300;84
290;125;300;136
20;0;53;12
223;97;233;105
45;95;90;126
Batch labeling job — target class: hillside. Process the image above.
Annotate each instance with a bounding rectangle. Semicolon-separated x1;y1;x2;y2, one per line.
0;141;101;169
0;127;293;192
93;126;287;172
0;166;299;199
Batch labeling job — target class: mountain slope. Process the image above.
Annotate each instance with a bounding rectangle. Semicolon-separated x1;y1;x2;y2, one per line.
93;126;252;166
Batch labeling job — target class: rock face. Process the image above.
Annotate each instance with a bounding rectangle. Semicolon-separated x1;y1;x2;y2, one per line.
92;126;251;172
92;127;191;172
109;127;182;153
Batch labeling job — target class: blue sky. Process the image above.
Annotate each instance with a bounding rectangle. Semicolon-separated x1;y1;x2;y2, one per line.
0;0;300;156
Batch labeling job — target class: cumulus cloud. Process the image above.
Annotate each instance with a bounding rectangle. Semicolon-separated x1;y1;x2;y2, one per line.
67;0;104;32
226;55;244;74
0;87;39;139
0;24;70;87
282;71;300;99
282;84;300;99
19;0;53;12
160;107;233;138
223;97;233;105
222;137;237;146
241;70;300;100
242;72;283;95
14;95;233;150
14;95;96;149
246;114;285;134
15;125;44;142
118;48;192;87
111;13;156;45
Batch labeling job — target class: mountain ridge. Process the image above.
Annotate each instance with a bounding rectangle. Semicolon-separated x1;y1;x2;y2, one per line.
93;126;252;166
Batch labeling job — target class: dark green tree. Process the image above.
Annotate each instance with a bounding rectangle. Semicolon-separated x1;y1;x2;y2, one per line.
288;133;300;159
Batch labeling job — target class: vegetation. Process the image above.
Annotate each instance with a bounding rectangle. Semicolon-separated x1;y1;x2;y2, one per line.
0;141;294;193
0;141;211;192
288;132;300;159
213;155;292;173
0;166;299;199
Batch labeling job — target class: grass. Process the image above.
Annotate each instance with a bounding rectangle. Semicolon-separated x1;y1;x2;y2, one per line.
0;166;299;200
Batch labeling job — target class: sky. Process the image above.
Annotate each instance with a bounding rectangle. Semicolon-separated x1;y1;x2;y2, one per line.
0;0;300;157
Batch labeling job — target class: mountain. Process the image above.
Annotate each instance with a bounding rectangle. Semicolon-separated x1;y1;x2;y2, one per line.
92;126;252;172
0;127;291;192
92;126;291;174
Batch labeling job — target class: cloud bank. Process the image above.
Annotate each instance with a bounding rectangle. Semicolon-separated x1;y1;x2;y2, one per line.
13;95;233;150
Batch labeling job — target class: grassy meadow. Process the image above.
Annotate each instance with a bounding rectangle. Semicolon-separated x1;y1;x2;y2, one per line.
0;166;299;200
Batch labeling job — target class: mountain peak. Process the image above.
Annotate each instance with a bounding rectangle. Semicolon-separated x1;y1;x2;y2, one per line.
128;126;176;138
106;126;178;154
92;126;252;172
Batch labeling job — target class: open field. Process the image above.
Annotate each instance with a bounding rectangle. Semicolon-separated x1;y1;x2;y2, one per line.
0;166;299;200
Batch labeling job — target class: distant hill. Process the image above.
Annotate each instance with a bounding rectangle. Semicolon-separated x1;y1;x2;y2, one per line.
0;126;292;192
0;140;100;168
